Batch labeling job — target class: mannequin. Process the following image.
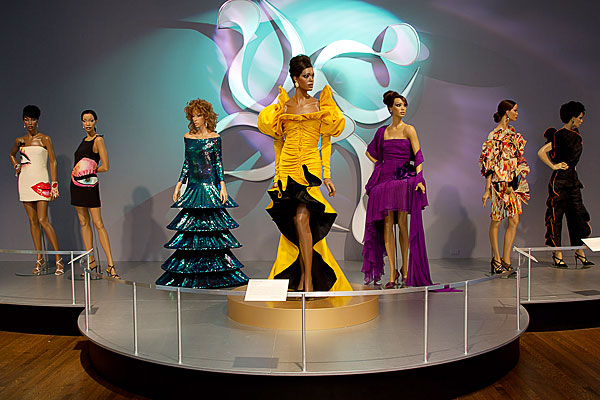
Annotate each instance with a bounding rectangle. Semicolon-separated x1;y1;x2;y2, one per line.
156;99;249;288
361;92;430;288
70;110;119;278
258;54;352;293
538;101;593;268
480;100;530;274
9;105;62;275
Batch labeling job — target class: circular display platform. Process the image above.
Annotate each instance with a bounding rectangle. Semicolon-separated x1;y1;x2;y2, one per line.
227;283;379;330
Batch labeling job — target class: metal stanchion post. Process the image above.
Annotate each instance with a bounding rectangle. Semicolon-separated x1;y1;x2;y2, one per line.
302;293;307;373
527;248;531;302
133;282;138;355
464;282;468;355
516;267;521;331
177;288;182;364
70;251;76;305
424;287;429;363
86;256;91;307
84;267;89;332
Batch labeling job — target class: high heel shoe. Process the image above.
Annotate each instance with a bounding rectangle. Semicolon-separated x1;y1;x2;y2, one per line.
575;253;594;269
383;269;400;289
33;258;45;275
552;254;568;269
54;258;64;276
81;259;99;277
106;265;121;279
490;258;503;274
501;259;513;273
398;275;407;288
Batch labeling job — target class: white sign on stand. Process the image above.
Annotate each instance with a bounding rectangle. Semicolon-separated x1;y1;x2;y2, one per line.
244;279;289;302
582;237;600;252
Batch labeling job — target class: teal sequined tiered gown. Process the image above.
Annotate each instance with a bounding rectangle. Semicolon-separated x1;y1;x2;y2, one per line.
156;137;249;288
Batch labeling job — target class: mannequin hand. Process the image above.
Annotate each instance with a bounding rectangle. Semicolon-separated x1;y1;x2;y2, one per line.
220;185;228;204
553;162;568;170
324;178;335;197
50;184;60;201
416;182;425;194
482;191;490;207
172;185;181;202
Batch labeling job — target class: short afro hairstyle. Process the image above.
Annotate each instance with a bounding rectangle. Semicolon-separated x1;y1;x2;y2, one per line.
23;105;40;120
559;101;585;123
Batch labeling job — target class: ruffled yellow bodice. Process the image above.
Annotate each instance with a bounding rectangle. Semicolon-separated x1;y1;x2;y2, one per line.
258;85;345;190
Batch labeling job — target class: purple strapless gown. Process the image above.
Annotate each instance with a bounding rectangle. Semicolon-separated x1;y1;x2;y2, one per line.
362;139;432;286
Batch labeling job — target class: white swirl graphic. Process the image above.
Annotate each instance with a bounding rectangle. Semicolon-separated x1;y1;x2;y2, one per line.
216;0;422;242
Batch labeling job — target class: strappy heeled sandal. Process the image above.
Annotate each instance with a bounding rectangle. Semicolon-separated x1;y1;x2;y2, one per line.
490;258;503;274
33;258;45;276
501;259;513;273
81;259;98;277
106;265;121;279
54;258;64;276
575;253;594;269
552;254;568;269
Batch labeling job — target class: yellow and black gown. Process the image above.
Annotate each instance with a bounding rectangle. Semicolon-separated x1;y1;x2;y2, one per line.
258;85;353;292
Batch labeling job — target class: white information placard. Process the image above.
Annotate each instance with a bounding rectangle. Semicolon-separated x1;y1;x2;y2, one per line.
582;237;600;252
244;279;289;302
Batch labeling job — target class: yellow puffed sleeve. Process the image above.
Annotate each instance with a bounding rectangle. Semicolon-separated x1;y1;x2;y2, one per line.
257;86;289;138
318;85;344;179
318;85;345;137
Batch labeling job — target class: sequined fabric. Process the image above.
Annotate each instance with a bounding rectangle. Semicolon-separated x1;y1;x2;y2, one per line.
156;137;249;289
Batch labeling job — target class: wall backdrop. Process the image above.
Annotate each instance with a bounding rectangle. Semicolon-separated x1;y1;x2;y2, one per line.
1;0;599;262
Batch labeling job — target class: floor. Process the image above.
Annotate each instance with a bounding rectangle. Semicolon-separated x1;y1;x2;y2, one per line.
1;328;599;399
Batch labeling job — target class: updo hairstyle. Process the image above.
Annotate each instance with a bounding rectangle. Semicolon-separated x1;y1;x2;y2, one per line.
493;100;516;123
289;54;313;82
383;90;407;113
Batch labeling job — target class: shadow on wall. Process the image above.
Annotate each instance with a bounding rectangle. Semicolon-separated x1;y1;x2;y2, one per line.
49;155;82;251
122;186;169;262
428;185;476;258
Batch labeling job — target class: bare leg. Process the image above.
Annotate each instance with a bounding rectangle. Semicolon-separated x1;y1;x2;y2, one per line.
89;207;115;267
502;215;519;264
489;220;501;262
23;202;43;272
75;207;94;255
294;204;313;292
297;253;306;291
383;211;398;283
36;201;60;262
397;211;409;280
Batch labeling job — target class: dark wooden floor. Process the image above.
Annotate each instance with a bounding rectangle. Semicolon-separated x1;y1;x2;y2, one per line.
1;328;599;399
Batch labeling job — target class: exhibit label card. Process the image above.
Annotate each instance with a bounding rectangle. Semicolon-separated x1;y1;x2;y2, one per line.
582;237;600;252
244;279;289;302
